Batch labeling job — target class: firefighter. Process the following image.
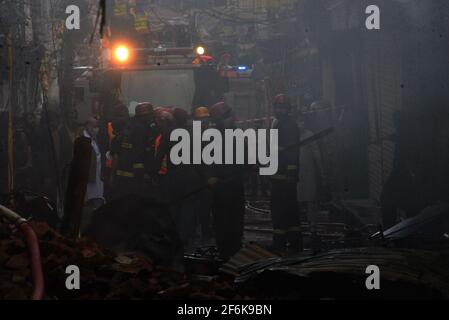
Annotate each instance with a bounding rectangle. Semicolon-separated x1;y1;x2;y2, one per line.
169;108;202;251
208;102;246;260
153;108;173;179
173;107;190;130
270;94;303;254
128;0;150;46
130;102;156;196
193;106;213;243
113;0;128;18
149;108;174;203
104;104;130;199
109;105;141;200
130;7;150;35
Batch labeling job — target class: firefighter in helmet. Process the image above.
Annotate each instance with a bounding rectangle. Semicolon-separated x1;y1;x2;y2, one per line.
270;94;303;254
130;102;156;196
169;108;203;251
104;104;130;200
207;102;246;259
148;108;174;203
110;112;135;200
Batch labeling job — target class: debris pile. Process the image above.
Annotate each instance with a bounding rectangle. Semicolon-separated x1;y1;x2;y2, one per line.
83;195;184;268
0;221;240;300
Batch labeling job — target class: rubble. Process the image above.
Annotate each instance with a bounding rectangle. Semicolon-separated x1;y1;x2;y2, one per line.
83;195;184;268
0;220;240;300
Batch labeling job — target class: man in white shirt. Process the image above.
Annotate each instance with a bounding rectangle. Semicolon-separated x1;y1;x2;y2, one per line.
81;117;105;233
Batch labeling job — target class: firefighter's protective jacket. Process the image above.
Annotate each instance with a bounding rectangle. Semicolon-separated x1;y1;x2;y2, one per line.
111;123;135;179
113;0;128;17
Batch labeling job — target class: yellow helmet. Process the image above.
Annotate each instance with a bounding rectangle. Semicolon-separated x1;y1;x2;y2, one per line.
194;107;210;119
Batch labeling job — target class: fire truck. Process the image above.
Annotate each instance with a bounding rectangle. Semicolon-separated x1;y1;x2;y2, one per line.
73;0;231;121
74;43;229;122
73;0;269;123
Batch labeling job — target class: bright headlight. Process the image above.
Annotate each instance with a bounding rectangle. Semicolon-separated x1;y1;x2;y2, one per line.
114;45;130;63
196;46;205;56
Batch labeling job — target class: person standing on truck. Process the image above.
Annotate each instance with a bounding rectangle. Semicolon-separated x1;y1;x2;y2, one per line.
208;102;246;260
270;94;303;254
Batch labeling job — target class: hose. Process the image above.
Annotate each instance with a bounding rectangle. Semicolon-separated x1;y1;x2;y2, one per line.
0;205;45;300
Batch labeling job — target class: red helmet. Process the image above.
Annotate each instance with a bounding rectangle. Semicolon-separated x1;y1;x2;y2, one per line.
154;108;174;122
273;94;291;109
161;106;174;114
210;102;232;120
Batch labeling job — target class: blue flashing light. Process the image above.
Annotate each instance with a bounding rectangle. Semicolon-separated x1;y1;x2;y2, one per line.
237;66;248;71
